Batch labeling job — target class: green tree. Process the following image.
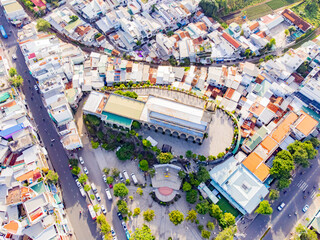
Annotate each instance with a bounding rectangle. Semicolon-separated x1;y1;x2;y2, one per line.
113;183;129;197
182;182;192;192
270;38;276;46
255;200;273;215
9;75;24;87
69;158;78;167
207;221;215;231
142;139;152;148
166;30;174;37
117;200;128;214
196;166;210;182
309;137;320;148
84;184;91;192
133;208;141;216
93;204;100;212
91;140;99;149
132;121;140;129
186;189;198;204
107;176;114;184
196;200;210;215
288;26;296;35
284;29;289;36
209;204;222;219
197;155;207;161
201;230;211;239
46;170;59;184
185;209;197;223
36;18;51;32
287;141;317;168
69;15;79;22
269;189;280;200
136;40;142;46
130;224;154;240
78;174;88;184
139;160;149;171
136;187;143;196
185;150;193;159
71;166;81;175
220;213;235;228
96;214;111;236
111;168;120;177
168;210;184;225
126;179;130;185
143;209;155;222
90;194;95;200
9;68;17;77
278;177;291;190
215;226;237;240
157;152;173;164
178;170;186;179
103;168;110;175
295;223;317;240
94;33;102;39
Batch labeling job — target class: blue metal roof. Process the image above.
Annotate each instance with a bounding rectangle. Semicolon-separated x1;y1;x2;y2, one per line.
0;123;24;139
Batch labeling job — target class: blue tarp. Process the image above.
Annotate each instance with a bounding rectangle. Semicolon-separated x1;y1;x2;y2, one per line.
0;123;24;139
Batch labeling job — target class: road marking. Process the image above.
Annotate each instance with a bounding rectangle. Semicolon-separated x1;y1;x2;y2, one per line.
310;190;316;199
297;180;308;191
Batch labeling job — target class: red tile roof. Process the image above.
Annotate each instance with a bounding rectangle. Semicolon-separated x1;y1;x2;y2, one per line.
222;32;240;49
281;9;311;32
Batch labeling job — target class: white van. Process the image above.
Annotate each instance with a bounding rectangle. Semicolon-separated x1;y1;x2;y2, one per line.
79;187;86;197
105;188;112;200
91;183;97;193
119;172;124;182
131;173;138;185
123;170;129;181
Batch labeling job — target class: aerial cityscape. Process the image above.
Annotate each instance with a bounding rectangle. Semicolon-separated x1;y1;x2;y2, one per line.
0;0;320;239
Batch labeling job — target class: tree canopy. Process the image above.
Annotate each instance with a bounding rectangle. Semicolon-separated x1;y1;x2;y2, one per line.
269;189;279;201
78;173;88;184
117;200;128;214
196;200;210;215
113;183;129;197
143;209;155;222
287;140;317;168
182;182;192;192
9;75;24;88
185;209;197;223
46;170;59;184
9;68;17;77
139;160;149;171
255;200;273;215
295;223;317;240
130;224;155;240
36;18;51;32
157;152;173;164
215;226;237;240
186;189;198;204
196;166;210;182
168;210;184;225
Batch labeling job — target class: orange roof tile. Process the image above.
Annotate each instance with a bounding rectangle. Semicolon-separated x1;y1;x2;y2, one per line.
222;32;240;49
3;221;19;234
242;152;263;173
249;22;259;31
267;103;279;114
296;111;318;136
224;88;235;99
272;112;298;143
254;163;270;182
255;74;265;84
16;169;41;182
249;103;265;116
261;136;278;153
195;22;207;31
196;10;203;17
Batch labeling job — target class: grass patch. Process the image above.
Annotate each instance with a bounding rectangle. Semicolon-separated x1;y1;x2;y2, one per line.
266;0;287;10
217;195;241;217
292;1;320;27
244;4;272;20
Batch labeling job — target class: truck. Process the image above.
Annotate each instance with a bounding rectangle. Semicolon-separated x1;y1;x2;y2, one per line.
88;204;96;220
105;188;112;200
123;170;129;181
131;173;138;185
91;183;97;193
0;25;8;39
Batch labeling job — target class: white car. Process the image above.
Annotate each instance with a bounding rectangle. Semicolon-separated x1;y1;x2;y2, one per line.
302;204;309;213
277;202;285;211
12;54;17;60
111;227;116;237
83;167;89;175
34;85;39;91
101;205;106;215
75;179;81;188
102;174;107;183
95;193;101;202
79;157;84;165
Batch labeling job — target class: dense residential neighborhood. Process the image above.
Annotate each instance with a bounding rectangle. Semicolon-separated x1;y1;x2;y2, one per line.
0;0;320;239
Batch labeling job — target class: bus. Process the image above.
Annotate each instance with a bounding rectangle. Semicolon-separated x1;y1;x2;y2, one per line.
0;25;8;39
88;204;96;220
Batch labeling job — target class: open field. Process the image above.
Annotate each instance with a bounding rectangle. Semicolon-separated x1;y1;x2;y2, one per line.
245;4;272;20
292;1;320;27
266;0;301;10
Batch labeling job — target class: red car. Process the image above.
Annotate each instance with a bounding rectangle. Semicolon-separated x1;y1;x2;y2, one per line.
109;184;113;189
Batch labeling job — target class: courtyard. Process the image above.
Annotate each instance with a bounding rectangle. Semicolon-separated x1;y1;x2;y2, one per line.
138;109;234;157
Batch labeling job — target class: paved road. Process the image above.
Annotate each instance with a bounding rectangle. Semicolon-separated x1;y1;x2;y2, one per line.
0;9;99;240
242;156;320;240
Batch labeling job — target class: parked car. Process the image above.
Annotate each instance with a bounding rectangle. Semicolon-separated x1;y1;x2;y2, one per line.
101;205;106;215
102;175;107;183
302;204;309;213
95;193;101;202
34;85;39;91
125;230;130;240
277;202;285;211
109;184;113;189
75;179;81;188
91;183;97;193
117;212;123;220
12;54;17;60
111;227;116;237
79;187;86;197
123;170;129;181
79;157;84;165
83;167;89;175
68;164;72;170
121;221;127;231
105;188;112;200
119;172;124;182
131;173;138;185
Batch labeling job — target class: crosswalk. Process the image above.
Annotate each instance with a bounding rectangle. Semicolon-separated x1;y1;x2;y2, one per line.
297;180;308;191
310;189;317;199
